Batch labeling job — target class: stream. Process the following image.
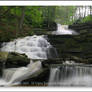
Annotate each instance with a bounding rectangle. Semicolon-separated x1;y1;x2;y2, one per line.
0;23;92;87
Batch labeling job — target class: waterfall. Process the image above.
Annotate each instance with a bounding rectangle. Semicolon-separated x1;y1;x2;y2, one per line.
3;61;41;85
1;35;56;59
52;24;78;35
49;64;92;86
0;35;57;86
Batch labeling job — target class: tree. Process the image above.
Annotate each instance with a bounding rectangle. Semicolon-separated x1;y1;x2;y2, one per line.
18;7;25;32
89;6;92;15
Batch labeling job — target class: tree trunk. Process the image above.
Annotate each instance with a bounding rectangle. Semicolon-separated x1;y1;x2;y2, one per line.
90;6;91;15
79;7;81;18
18;7;25;32
84;6;86;17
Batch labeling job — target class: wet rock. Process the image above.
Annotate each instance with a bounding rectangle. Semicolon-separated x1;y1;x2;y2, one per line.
69;22;92;34
21;68;50;86
0;52;9;77
42;59;63;68
41;57;90;68
0;42;2;48
0;61;3;77
48;34;92;63
6;52;30;68
0;52;30;69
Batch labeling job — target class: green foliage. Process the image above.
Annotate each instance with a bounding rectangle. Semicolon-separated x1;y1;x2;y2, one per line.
79;15;92;23
55;6;76;25
25;6;44;27
10;7;21;16
1;6;92;42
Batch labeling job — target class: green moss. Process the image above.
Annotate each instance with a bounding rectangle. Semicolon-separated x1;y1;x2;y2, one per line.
0;52;9;61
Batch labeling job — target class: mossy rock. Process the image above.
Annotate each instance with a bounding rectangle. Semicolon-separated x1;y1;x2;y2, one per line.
48;34;92;60
0;52;9;61
0;52;9;77
42;59;64;68
69;22;92;34
0;52;30;76
5;52;30;68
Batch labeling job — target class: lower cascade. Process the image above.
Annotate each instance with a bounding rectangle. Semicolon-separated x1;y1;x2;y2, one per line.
48;65;92;86
52;23;78;35
3;61;41;85
0;35;57;86
0;34;92;87
0;61;41;86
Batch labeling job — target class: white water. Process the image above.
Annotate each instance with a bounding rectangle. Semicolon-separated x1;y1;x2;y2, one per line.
4;61;41;85
63;60;75;65
52;24;78;35
49;65;92;86
1;35;53;59
0;35;55;86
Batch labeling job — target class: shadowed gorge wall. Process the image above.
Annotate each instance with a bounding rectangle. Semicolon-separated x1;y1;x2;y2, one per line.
48;33;92;63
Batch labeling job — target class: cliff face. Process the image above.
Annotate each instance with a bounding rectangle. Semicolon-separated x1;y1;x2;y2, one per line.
48;28;92;64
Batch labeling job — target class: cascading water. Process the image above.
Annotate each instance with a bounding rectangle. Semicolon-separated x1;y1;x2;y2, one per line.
0;35;57;86
0;61;42;86
52;24;78;35
48;63;92;86
3;61;41;85
1;35;55;59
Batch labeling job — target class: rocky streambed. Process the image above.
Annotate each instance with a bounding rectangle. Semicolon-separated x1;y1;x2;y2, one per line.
0;22;92;86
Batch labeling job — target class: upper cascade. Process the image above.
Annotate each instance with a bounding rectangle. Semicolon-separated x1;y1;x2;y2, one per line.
52;23;78;35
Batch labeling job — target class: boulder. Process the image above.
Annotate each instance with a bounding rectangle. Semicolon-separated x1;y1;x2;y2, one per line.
0;52;9;77
0;52;30;69
0;52;30;77
6;52;30;68
21;68;50;86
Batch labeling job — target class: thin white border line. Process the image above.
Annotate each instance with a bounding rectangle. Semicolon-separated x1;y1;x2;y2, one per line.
0;0;92;2
1;87;92;91
0;1;92;6
0;1;92;91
